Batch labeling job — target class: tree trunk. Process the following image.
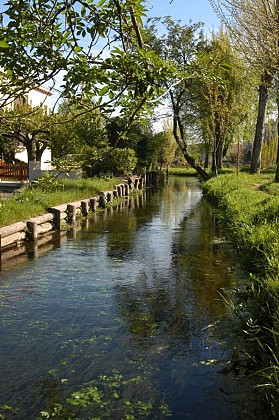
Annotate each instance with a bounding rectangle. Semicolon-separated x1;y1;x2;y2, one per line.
216;139;223;169
211;149;218;176
204;150;210;169
213;120;224;171
250;70;273;174
35;145;46;162
25;140;36;163
172;114;209;181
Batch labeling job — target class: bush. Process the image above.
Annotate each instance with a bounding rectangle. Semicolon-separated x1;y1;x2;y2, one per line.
83;147;137;177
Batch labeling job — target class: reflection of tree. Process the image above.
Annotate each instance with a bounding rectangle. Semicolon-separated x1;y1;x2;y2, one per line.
170;199;237;320
104;193;160;261
105;211;139;260
82;180;193;266
115;270;191;344
115;178;238;350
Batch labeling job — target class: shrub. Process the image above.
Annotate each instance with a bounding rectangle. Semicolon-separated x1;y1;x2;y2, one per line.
83;147;137;177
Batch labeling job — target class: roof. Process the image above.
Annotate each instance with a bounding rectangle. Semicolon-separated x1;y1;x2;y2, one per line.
0;67;52;96
33;85;52;96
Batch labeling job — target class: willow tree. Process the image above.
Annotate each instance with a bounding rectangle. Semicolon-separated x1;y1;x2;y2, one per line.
0;1;173;134
193;30;254;174
210;0;279;174
145;17;210;180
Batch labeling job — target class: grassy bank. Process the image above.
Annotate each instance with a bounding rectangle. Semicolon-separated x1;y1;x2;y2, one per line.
168;167;197;176
203;172;279;417
0;176;121;228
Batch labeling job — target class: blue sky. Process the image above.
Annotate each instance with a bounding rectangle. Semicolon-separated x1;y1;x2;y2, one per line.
145;0;220;31
0;0;220;33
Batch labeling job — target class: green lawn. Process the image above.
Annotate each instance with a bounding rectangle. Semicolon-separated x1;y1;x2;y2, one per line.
0;177;121;228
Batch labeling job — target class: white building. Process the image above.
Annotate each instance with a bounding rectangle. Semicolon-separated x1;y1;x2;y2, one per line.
13;85;53;170
0;67;53;168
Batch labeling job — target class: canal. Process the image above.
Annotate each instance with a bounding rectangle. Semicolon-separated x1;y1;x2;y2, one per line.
0;176;259;419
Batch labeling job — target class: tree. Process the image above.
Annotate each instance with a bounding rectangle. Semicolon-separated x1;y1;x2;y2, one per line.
145;17;210;180
157;119;178;174
0;0;173;135
193;30;254;174
0;104;52;164
106;116;164;171
0;132;17;162
210;0;279;174
51;99;107;158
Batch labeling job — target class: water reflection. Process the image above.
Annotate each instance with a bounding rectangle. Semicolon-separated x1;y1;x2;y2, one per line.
0;177;257;419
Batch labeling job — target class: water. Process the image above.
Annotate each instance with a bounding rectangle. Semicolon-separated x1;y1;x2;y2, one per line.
0;177;257;419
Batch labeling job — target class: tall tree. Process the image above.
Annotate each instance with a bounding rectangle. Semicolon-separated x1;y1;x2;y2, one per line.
145;17;210;180
210;0;279;174
159;119;178;174
193;30;253;174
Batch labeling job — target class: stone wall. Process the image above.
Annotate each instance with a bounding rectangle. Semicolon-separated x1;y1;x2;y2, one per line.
0;174;151;252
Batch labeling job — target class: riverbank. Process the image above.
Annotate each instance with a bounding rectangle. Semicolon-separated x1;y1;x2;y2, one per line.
203;172;279;418
0;176;121;228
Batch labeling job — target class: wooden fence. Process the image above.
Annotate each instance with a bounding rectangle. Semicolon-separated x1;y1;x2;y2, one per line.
0;161;28;181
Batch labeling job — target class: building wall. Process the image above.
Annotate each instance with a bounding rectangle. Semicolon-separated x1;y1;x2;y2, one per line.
15;147;52;170
13;85;53;169
26;86;52;111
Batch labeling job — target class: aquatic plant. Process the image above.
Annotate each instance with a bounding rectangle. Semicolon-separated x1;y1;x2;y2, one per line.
39;370;172;419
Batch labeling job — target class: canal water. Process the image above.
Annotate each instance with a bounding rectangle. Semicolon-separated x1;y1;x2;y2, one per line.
0;176;258;419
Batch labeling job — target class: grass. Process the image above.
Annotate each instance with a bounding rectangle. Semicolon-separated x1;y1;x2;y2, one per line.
203;172;279;417
0;176;121;228
168;165;239;178
168;167;197;176
203;172;279;273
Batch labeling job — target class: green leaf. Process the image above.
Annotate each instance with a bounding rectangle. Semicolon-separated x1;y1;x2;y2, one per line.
97;0;106;6
99;85;109;96
108;90;114;100
74;46;82;53
0;41;9;48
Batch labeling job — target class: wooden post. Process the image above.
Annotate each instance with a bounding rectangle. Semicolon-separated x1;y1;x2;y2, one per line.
50;208;62;230
27;220;38;240
124;184;129;196
81;200;89;216
67;204;76;223
89;197;97;211
107;192;113;202
117;185;122;196
99;193;107;208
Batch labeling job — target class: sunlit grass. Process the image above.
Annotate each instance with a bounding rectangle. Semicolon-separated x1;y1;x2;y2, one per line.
0;177;120;227
203;172;279;415
168;167;197;176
